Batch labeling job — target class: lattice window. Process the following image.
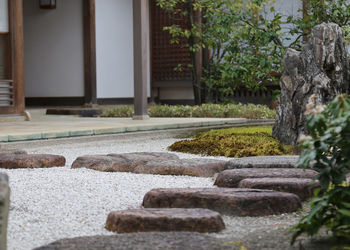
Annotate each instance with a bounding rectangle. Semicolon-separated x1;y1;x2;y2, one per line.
151;0;192;82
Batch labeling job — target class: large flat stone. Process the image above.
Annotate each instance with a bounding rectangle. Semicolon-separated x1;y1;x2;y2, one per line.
238;178;319;201
34;232;235;250
105;208;225;233
0;173;9;250
71;152;179;172
0;154;66;169
142;188;301;216
225;156;299;169
215;168;318;188
0;149;27;155
134;159;226;177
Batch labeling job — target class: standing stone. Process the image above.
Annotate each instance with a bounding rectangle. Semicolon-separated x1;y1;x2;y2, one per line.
273;23;350;145
0;173;9;250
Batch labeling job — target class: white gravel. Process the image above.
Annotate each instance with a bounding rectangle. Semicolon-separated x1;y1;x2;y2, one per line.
1;135;304;250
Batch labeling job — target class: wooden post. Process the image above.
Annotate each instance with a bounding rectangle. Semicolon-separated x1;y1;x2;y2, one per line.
83;0;97;105
12;0;24;114
132;0;149;120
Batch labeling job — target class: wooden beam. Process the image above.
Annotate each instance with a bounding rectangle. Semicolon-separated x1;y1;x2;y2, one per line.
132;0;149;120
83;0;97;105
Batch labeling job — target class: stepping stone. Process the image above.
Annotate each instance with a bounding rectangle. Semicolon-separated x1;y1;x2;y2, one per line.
71;152;179;172
105;208;225;233
34;232;235;250
214;168;318;188
238;178;319;201
0;173;9;250
142;188;301;216
225;156;299;169
133;159;226;177
0;149;27;155
0;154;66;169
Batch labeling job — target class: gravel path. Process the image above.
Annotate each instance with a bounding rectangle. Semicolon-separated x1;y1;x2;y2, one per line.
0;135;324;250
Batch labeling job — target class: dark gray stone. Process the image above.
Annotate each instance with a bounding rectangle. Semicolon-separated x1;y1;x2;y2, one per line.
134;159;226;177
0;173;9;250
238;177;319;201
273;23;350;145
105;208;225;233
225;156;299;169
214;168;318;188
142;188;301;216
33;232;236;250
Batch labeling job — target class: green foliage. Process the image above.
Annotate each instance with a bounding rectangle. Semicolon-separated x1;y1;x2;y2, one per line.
290;0;350;45
291;95;350;245
168;126;294;157
156;0;350;103
101;103;276;119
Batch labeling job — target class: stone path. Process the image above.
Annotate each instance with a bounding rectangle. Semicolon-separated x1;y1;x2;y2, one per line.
238;178;319;201
0;173;9;250
225;155;299;169
34;232;236;250
142;188;301;216
72;152;226;177
214;168;318;188
105;208;225;233
0;153;66;169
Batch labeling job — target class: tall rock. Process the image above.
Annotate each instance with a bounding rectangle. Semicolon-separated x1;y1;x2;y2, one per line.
0;173;9;250
273;23;350;145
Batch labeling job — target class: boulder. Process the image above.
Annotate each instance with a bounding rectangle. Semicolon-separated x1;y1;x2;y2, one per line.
33;232;235;250
0;173;9;250
0;154;66;169
238;178;319;201
273;23;350;145
134;159;226;177
142;188;301;216
0;149;27;155
71;152;179;172
225;156;299;169
105;208;225;233
214;168;318;188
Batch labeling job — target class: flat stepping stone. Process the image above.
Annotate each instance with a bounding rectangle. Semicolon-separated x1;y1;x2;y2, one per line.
238;178;319;201
71;152;179;172
46;108;102;117
34;232;235;250
0;154;66;169
142;188;301;216
0;149;27;155
105;208;225;233
0;173;9;250
225;156;299;169
134;159;226;177
214;168;318;188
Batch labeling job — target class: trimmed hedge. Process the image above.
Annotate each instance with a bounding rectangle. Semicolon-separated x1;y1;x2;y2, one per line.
101;103;276;120
168;126;295;157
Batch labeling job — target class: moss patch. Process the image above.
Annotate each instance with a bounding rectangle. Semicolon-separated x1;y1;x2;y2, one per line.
168;126;295;157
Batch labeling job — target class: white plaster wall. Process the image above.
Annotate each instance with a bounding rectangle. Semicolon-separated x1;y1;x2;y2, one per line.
23;0;84;97
95;0;150;99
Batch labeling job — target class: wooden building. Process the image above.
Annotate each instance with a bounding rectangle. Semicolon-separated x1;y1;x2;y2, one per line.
0;0;302;116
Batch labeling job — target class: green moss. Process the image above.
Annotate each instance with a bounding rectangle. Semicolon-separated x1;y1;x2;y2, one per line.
168;126;295;157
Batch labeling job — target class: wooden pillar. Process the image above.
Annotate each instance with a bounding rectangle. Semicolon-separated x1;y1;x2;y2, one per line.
11;0;24;114
83;0;97;105
132;0;149;120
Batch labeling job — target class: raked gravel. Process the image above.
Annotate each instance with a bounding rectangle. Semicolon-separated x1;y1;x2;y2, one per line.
1;136;305;250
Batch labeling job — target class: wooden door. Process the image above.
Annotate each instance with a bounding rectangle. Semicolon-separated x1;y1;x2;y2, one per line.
0;0;24;114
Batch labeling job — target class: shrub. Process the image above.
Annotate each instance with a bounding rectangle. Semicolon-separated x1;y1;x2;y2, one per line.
101;104;276;120
168;126;294;157
291;95;350;245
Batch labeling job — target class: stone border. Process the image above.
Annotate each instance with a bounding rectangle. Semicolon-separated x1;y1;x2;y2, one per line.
0;119;274;143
